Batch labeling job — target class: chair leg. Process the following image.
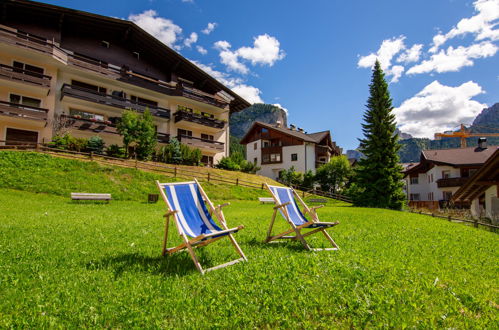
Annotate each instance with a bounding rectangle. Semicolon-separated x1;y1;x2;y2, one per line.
185;242;205;274
322;229;340;250
265;209;277;243
227;233;247;261
162;217;170;256
292;227;311;251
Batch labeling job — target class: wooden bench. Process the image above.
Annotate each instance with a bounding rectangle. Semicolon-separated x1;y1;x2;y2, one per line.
71;193;112;202
258;197;275;204
308;198;327;204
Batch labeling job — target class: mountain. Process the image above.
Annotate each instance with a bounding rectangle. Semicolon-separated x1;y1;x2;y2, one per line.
230;103;288;139
397;103;499;163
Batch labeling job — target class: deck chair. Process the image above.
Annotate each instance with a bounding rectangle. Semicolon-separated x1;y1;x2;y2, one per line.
265;184;340;251
156;179;247;274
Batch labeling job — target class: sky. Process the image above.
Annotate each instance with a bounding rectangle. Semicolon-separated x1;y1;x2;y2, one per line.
39;0;499;150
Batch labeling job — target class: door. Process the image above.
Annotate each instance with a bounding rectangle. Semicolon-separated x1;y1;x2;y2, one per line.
5;128;38;145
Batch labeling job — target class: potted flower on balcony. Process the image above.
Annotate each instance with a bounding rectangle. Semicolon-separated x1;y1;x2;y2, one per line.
73;114;82;119
90;118;97;122
104;120;112;125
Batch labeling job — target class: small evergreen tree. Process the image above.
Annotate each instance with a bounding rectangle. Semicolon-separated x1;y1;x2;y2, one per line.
355;60;405;210
169;137;182;164
135;109;157;161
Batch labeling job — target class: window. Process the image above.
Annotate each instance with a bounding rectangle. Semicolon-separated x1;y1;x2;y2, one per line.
262;154;270;163
442;170;451;179
410;176;419;184
254;157;257;164
443;191;453;201
261;128;268;134
69;109;104;121
13;61;44;76
9;94;41;108
410;193;420;201
254;142;257;150
71;80;106;94
130;95;157;107
291;153;298;161
270;153;281;162
177;129;192;137
201;134;214;141
428;192;434;201
201;155;213;167
263;140;270;148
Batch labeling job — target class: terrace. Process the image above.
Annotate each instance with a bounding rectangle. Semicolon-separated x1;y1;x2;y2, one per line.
0;63;51;88
0;100;49;121
174;109;225;130
436;177;469;188
60;84;170;119
177;135;224;152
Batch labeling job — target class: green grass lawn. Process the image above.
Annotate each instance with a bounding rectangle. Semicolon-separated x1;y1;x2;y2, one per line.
0;188;497;328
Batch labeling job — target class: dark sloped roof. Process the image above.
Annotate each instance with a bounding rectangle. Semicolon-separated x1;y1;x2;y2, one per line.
306;131;330;143
422;146;498;166
252;121;318;143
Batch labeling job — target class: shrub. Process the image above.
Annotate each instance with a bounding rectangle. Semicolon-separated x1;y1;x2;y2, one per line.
49;134;87;152
279;166;303;186
106;144;126;158
216;156;241;171
87;136;105;154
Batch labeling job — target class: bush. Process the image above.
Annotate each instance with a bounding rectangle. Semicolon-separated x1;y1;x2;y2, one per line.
240;160;260;174
216;156;241;171
279;166;303;186
106;144;126;158
49;134;87;152
87;136;105;154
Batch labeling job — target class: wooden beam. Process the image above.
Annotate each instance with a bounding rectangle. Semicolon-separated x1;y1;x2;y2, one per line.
475;181;499;186
58;13;65;30
121;26;131;42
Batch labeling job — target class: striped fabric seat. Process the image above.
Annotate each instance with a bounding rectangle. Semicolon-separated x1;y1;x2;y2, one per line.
156;180;247;274
268;185;334;228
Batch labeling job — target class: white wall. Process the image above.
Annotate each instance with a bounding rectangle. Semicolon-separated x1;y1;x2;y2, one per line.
407;165;462;201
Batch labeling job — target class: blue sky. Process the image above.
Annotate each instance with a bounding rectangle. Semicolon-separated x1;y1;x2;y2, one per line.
40;0;498;150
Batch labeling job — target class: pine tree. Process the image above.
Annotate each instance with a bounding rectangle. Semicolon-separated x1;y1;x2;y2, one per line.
354;60;405;210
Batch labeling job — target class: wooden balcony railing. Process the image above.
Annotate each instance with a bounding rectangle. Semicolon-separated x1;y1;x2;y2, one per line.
157;132;170;143
177;135;224;152
61;84;170;119
61;115;119;135
0;64;51;87
437;177;469;188
0;100;49;121
174;110;225;129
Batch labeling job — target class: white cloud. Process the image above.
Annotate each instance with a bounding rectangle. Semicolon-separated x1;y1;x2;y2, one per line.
394;80;486;138
202;22;217;35
397;44;423;63
196;45;207;55
236;34;286;66
407;41;498;74
183;32;198;47
214;34;285;74
129;10;182;48
232;84;263;104
181;0;194;3
429;0;499;53
389;65;405;83
272;103;288;114
358;36;406;70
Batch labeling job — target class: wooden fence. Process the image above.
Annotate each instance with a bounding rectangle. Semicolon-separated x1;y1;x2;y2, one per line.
408;209;499;231
0;142;352;202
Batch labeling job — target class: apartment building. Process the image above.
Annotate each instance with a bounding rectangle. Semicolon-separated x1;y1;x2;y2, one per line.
239;121;342;180
403;140;496;209
0;0;249;166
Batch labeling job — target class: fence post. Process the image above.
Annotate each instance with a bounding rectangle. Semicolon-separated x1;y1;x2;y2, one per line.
35;143;40;152
448;215;451;222
174;167;177;177
303;190;305;198
207;173;210;182
261;183;264;190
474;219;479;228
90;151;93;161
236;178;239;186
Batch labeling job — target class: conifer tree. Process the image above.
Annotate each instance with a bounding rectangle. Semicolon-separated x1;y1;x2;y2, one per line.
354;60;405;210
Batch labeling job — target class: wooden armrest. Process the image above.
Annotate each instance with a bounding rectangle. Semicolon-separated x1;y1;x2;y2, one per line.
163;210;178;217
273;202;291;210
311;205;324;211
217;202;230;209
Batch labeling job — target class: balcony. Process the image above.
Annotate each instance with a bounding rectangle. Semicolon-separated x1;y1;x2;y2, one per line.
0;100;49;121
61;115;119;135
61;84;170;119
174;109;225;129
0;64;51;88
177;135;224;152
157;132;170;144
437;177;469;188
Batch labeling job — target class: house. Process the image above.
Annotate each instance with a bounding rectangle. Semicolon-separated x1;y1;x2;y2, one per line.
403;139;496;210
452;147;499;221
0;0;249;166
239;121;341;180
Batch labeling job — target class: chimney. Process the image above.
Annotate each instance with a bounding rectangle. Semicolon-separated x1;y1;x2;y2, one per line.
298;127;304;132
478;137;487;149
275;120;282;128
290;124;296;131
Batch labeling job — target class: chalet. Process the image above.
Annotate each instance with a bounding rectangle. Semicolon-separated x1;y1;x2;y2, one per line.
239;121;341;180
0;0;249;166
452;147;499;220
403;139;496;210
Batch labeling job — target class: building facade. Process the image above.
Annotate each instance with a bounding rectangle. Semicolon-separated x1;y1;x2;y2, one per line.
240;121;342;180
403;143;496;209
0;0;249;165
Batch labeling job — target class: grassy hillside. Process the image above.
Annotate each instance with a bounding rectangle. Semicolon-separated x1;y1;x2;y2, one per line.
0;151;278;201
0;189;497;328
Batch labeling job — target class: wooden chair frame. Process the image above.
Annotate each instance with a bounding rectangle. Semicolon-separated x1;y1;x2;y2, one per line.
265;184;339;251
156;179;247;274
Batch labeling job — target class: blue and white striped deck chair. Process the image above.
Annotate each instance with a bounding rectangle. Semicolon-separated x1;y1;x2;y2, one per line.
156;179;247;274
265;184;339;251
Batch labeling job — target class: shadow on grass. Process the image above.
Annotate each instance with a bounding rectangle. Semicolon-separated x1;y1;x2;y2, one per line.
245;237;307;252
86;251;213;278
